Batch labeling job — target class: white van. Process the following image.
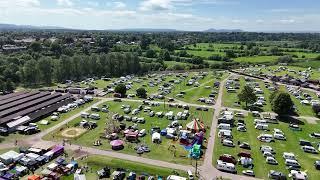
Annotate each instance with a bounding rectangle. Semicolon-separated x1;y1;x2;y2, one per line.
218;123;231;130
283;152;295;160
218;130;232;139
216;160;236;173
285;159;301;168
187;170;194;180
81;112;90;118
255;124;268;130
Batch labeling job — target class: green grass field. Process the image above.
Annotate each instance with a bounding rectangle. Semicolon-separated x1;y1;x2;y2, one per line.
213;114;320;179
164;61;193;69
234;56;279;63
61;155;187;180
44;100;213;165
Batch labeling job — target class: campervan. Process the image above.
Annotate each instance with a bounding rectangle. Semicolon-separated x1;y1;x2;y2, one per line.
218;130;232;139
255;124;268;130
216;160;236;173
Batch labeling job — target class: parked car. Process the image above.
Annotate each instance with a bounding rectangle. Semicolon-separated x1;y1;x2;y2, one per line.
314;160;320;170
242;170;255;177
239;142;251;150
222;139;235;147
263;151;275;158
266;157;278;165
216;160;237;174
237;126;247;132
301;146;318;154
268;170;286;180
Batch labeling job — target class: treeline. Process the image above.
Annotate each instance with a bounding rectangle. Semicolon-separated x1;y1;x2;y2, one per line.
0;52;152;92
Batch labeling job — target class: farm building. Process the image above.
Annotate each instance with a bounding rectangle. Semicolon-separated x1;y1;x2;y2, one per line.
0;91;74;130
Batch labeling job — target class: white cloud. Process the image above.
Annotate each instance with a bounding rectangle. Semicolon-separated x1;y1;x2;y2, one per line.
0;0;40;8
139;0;172;11
279;19;295;24
114;1;126;9
139;0;237;11
56;0;73;7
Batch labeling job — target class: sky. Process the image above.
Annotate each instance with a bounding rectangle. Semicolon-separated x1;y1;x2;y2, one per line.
0;0;320;32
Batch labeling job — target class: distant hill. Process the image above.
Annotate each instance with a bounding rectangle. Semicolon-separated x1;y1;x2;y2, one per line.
0;23;65;30
111;28;179;32
204;28;244;32
0;23;246;32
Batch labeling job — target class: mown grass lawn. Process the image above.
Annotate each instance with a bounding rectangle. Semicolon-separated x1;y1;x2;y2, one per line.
213;114;320;179
171;73;227;105
44;100;214;165
234;56;279;63
61;155;188;180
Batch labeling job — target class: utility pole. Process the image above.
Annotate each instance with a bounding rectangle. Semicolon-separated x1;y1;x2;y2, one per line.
195;158;198;177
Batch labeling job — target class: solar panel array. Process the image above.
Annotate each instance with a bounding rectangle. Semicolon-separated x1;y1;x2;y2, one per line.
0;92;28;101
0;91;40;106
0;93;62;118
0;92;51;112
0;94;72;125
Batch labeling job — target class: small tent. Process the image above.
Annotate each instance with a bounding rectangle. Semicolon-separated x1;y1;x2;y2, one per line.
186;119;205;132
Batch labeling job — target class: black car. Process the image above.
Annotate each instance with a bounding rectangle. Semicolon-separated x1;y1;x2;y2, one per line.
239;142;251;150
0;127;9;136
315;160;320;170
299;139;312;146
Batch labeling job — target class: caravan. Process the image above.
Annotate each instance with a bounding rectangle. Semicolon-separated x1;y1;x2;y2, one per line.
216;160;236;173
255;124;268;130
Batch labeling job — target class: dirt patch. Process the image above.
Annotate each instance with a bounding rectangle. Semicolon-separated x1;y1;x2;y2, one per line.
60;127;87;138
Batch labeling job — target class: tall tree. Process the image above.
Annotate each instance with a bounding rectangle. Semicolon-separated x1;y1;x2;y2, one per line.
238;85;257;108
38;57;53;85
23;59;39;86
271;92;294;115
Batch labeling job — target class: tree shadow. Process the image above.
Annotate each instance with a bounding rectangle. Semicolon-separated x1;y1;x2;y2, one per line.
278;116;305;125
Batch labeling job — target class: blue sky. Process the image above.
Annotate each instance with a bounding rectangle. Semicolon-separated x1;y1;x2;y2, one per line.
0;0;319;31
